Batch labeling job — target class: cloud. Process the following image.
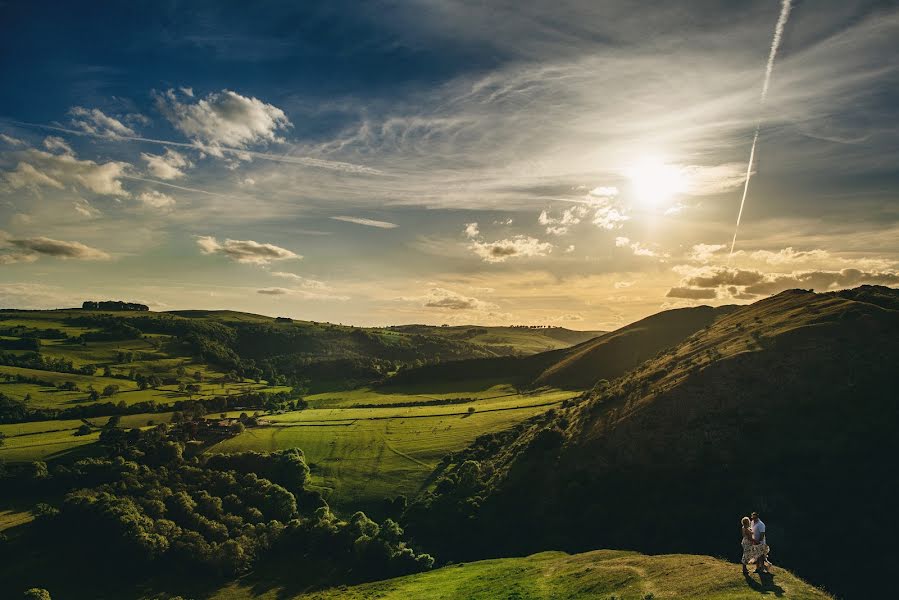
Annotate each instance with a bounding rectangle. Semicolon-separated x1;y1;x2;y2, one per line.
666;286;718;300
257;286;349;301
688;243;727;263
330;216;398;229
141;148;192;180
138;190;176;209
3;148;130;196
196;236;301;265
667;264;899;301
464;222;480;238
415;287;498;311
0;133;25;146
70;107;136;137
155;88;291;155
43;136;73;154
615;236;667;258
469;235;553;263
6;236;110;260
538;204;589;235
614;280;635;288
73;198;100;218
271;271;327;289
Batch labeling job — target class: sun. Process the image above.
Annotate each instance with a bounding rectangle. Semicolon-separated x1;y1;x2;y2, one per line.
626;157;688;208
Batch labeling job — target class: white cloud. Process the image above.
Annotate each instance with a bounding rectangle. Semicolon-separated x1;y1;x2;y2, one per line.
688;243;727;263
538;204;589;235
70;107;136;137
464;222;480;238
410;287;498;311
3;148;130;197
138;190;176;209
0;133;25;146
141;148;192;180
469;235;553;263
614;280;635;288
616;236;667;258
197;236;301;265
330;216;398;229
73;198;100;218
257;286;349;301
43;136;73;154
271;271;328;289
156;88;291;154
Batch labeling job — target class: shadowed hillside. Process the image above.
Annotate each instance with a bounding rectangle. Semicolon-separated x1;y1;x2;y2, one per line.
386;304;736;391
404;286;899;598
532;304;738;388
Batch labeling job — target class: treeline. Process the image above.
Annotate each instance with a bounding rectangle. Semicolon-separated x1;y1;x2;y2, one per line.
81;300;149;311
0;351;96;375
2;425;434;585
0;391;305;424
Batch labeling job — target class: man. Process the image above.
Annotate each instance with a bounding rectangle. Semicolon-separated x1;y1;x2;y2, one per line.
750;511;770;573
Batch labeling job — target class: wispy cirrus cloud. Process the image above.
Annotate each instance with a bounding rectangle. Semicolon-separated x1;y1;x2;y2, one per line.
330;216;398;229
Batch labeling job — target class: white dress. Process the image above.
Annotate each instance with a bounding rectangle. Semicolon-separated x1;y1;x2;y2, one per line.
741;530;769;565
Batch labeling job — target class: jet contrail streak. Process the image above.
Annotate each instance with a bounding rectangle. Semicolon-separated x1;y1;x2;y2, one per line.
729;0;792;259
4;120;384;175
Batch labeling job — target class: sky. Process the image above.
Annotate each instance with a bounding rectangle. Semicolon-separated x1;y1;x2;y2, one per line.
1;0;897;330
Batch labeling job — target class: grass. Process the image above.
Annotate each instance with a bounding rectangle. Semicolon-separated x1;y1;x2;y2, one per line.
0;427;101;462
211;549;832;600
209;387;579;510
0;508;33;532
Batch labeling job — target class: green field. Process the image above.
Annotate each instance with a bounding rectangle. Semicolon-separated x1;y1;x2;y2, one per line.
210;387;580;510
211;549;831;600
0;427;101;462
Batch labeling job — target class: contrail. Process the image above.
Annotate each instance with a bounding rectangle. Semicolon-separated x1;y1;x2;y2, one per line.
4;119;384;175
729;0;793;259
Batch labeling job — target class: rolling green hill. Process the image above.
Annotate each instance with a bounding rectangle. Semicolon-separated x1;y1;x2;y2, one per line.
405;286;899;598
0;308;601;405
384;305;735;391
212;549;830;600
531;304;737;388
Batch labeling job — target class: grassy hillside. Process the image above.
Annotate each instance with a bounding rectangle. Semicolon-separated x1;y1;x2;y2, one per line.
406;286;899;598
385;305;735;391
532;304;737;388
212;549;829;600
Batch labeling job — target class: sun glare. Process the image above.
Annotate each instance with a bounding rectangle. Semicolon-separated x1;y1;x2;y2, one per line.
626;158;688;207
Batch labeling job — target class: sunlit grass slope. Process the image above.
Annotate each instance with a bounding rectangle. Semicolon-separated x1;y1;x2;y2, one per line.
212;550;831;600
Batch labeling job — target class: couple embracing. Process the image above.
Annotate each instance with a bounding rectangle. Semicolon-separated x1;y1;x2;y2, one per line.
741;511;771;574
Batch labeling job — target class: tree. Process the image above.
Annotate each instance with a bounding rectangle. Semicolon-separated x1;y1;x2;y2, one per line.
23;589;51;600
0;431;5;447
136;374;148;390
102;384;120;397
76;424;92;436
185;383;201;399
467;406;476;415
103;365;112;377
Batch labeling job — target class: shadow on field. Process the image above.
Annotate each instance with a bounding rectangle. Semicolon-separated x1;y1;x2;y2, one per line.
743;570;785;596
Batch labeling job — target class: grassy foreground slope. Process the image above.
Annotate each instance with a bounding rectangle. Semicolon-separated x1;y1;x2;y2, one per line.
214;550;830;600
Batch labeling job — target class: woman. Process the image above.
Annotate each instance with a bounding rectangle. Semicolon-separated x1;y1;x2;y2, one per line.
741;516;769;573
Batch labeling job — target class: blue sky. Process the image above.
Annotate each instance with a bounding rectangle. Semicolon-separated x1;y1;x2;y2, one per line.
1;0;897;328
